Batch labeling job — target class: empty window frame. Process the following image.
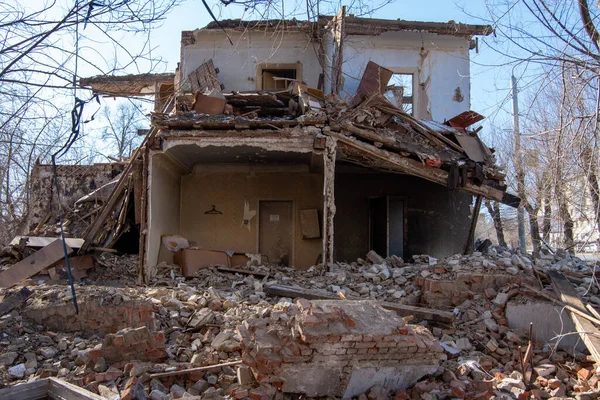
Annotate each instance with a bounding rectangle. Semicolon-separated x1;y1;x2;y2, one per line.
256;63;302;90
384;73;415;116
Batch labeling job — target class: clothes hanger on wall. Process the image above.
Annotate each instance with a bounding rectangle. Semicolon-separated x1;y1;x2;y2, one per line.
204;205;223;215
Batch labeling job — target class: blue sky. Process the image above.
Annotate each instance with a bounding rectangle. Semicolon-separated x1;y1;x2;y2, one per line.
147;0;518;130
72;0;524;155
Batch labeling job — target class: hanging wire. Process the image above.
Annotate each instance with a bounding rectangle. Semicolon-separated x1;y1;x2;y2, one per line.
50;0;99;314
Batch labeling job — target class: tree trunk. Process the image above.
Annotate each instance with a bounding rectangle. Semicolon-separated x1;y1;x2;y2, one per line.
556;188;575;253
485;199;507;247
582;146;600;237
524;203;542;258
543;193;552;243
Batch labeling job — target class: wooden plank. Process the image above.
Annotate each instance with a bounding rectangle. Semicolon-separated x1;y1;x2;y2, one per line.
265;284;455;324
548;271;600;363
10;236;84;249
53;255;95;271
133;160;143;225
0;287;34;316
216;266;267;278
355;60;393;97
0;241;73;288
48;377;106;400
0;379;49;400
187;59;221;93
332;132;516;206
149;360;243;379
522;283;600;326
464;195;483;255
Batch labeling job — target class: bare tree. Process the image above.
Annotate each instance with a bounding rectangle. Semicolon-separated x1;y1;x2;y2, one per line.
100;102;146;160
0;0;183;243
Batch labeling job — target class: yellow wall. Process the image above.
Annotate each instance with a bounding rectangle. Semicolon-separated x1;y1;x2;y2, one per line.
180;168;323;268
147;154;186;274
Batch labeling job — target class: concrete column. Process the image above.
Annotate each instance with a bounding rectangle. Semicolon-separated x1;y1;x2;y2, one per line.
322;137;337;269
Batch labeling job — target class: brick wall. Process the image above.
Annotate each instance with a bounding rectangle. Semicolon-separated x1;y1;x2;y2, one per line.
23;300;157;335
27;162;125;233
237;300;445;397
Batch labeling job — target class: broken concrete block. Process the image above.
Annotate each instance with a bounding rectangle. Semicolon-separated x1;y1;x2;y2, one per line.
0;351;18;366
493;292;509;305
8;363;26;378
366;250;385;265
39;346;58;359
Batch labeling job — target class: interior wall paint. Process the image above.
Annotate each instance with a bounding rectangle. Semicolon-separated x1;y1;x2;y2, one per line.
334;171;472;262
147;153;185;275
182;30;322;91
341;32;471;121
180;169;323;268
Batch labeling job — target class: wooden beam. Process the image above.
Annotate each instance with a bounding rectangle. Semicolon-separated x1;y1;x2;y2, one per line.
216;266;267;278
48;377;106;400
0;379;49;400
464;195;483;254
81;96;174;252
0;287;33;316
0;240;73;288
548;271;600;362
522;283;600;326
10;236;83;249
265;284;455;324
149;360;243;379
332;132;517;206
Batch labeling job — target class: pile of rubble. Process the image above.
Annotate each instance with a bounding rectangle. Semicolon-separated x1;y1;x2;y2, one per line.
1;245;600;399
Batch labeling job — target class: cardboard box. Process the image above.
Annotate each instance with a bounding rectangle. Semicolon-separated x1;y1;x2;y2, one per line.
174;249;229;277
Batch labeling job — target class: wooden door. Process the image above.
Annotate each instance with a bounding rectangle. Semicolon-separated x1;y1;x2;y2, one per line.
259;201;293;266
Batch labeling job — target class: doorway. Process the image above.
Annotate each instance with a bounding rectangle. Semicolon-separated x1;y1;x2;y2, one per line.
368;196;404;258
259;200;293;266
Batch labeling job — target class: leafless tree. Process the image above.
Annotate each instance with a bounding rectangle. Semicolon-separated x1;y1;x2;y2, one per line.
100;102;146;160
0;0;183;243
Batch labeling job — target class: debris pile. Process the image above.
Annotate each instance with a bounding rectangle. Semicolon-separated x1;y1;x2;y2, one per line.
238;299;444;397
1;246;600;399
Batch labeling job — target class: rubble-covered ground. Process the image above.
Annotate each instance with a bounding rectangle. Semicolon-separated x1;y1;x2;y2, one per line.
1;245;600;399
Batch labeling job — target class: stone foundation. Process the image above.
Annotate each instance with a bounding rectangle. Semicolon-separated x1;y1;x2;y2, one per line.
237;300;445;397
23;300;157;335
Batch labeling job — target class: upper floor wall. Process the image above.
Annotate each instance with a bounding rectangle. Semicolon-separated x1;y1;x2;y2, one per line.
180;21;480;122
180;29;321;93
332;31;472;121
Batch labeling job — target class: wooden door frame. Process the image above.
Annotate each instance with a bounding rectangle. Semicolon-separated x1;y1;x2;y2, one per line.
257;199;296;267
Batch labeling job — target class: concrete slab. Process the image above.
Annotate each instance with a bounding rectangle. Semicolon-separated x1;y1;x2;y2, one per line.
343;365;438;398
280;365;342;397
506;300;587;352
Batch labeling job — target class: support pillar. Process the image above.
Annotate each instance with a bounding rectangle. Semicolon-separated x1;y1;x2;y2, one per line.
322;137;337;270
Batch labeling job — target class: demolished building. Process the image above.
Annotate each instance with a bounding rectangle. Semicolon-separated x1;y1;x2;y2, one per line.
14;14;600;400
76;14;517;281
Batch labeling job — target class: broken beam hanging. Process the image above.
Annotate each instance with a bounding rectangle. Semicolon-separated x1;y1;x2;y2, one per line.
330;131;518;207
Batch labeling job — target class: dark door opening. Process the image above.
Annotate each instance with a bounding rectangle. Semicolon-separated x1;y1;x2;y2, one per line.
369;196;404;258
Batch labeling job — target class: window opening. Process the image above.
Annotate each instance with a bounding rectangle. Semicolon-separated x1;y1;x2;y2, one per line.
384;73;414;115
262;69;297;90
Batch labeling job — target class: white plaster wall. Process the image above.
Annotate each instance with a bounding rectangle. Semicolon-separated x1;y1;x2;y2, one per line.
182;30;322;91
340;31;471;121
146;153;186;276
182;29;472;121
